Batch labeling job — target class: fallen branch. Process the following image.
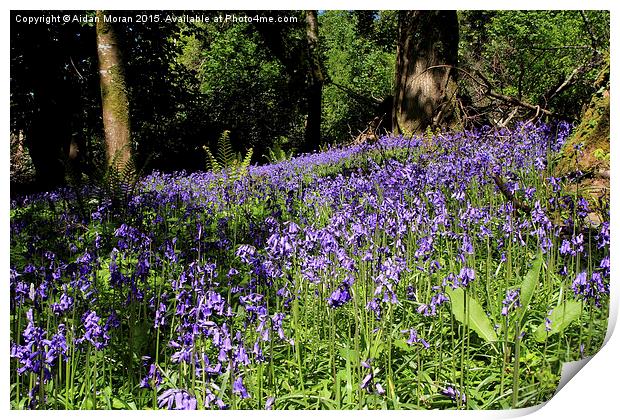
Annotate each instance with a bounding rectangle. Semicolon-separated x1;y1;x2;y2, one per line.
546;53;604;102
497;107;520;128
426;65;564;119
486;90;558;118
491;173;532;214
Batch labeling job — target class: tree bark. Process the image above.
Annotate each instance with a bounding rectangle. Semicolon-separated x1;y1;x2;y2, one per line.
304;10;325;151
392;11;460;135
96;10;132;172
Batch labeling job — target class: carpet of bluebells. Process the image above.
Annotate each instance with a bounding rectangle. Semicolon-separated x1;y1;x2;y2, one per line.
10;122;610;410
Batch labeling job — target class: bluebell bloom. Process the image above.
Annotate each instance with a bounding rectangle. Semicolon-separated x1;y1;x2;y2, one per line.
441;386;466;404
501;288;521;316
158;389;197;410
233;376;250;399
328;285;351;308
458;267;475;288
403;328;430;349
75;310;109;350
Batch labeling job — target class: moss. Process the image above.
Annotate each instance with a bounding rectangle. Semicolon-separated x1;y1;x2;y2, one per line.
101;64;130;127
556;56;610;175
96;11;113;35
555;55;610;203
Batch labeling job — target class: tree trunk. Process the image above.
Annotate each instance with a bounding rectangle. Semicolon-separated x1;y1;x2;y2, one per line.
304;10;324;151
96;10;132;172
392;11;460;135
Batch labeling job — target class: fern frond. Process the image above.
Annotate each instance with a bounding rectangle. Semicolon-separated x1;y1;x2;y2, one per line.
217;130;234;168
203;145;221;172
240;148;253;172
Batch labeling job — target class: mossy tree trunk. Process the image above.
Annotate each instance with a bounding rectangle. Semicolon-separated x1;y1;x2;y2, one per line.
392;11;460;135
304;10;325;151
96;10;132;172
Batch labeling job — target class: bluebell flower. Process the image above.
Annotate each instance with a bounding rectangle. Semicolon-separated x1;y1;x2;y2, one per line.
158;389;197;410
75;310;109;350
328;285;351;308
597;222;610;249
457;267;475;288
140;363;162;390
50;291;74;316
403;328;430;349
441;386;466;404
501;288;521;316
233;376;250;399
545;310;553;332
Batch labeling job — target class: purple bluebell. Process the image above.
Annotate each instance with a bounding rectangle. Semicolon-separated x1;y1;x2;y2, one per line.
75;310;109;350
140;363;162;390
441;386;466;404
403;328;430;349
158;389;197;410
457;267;475;288
233;376;250;399
501;288;522;316
328;285;352;308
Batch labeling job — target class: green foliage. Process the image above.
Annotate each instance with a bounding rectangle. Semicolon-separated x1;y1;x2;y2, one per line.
516;251;543;324
593;148;610;163
64;145;146;220
103;153;141;208
319;11;395;143
203;130;253;181
187;21;303;155
459;10;610;120
445;287;499;343
263;143;295;163
534;300;583;342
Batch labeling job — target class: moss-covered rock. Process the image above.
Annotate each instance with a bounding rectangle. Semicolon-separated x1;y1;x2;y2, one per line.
555;55;609;204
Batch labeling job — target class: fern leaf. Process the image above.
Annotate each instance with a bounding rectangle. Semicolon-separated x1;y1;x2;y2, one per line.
240;148;253;173
217;130;234;167
203;145;220;172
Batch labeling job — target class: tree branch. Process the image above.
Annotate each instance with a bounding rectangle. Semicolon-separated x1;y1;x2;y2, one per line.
491;173;531;214
546;54;603;102
426;65;564;119
580;11;600;51
327;79;383;106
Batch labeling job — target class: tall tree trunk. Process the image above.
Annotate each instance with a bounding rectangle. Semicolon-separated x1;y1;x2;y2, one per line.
96;10;132;172
304;10;324;151
392;11;460;135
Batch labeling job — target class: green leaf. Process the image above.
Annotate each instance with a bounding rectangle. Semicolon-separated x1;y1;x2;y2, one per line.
217;130;234;167
369;338;384;359
338;347;359;361
534;300;583;342
203;146;220;172
517;251;543;323
445;287;498;343
392;338;413;353
112;397;131;409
